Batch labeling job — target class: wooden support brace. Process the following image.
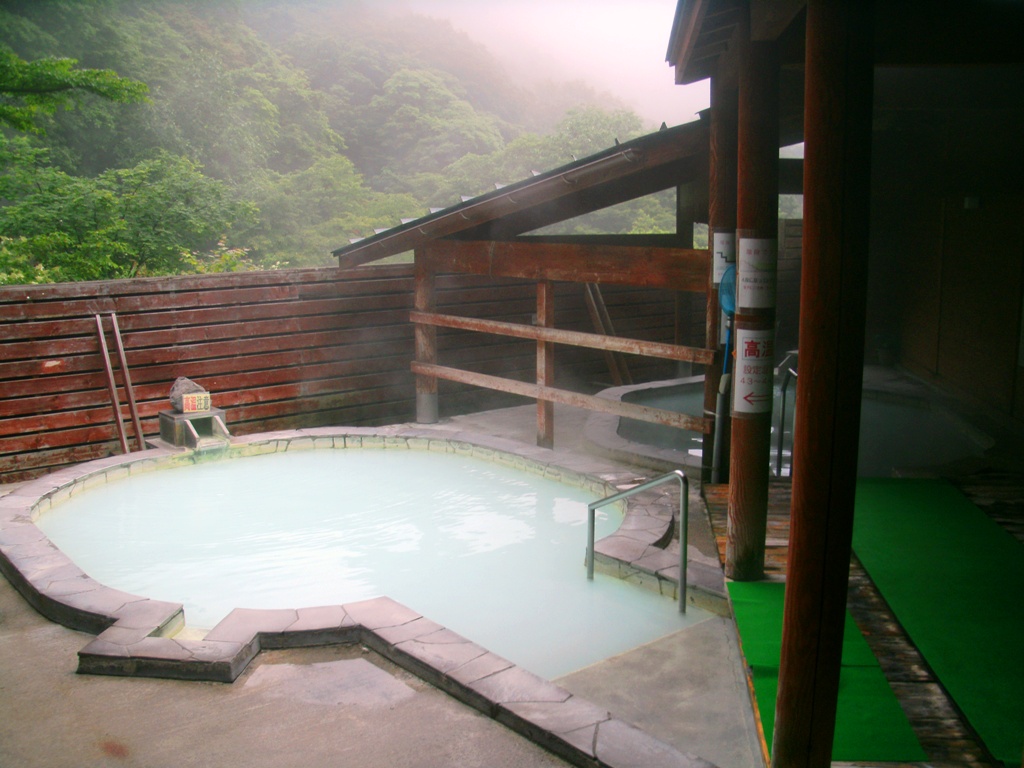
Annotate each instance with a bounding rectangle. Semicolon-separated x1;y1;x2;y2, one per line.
94;314;129;454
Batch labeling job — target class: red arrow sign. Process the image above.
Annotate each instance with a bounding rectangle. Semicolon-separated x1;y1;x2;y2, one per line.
743;391;772;405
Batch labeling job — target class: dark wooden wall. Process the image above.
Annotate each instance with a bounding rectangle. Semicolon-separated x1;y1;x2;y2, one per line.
0;265;682;484
867;67;1024;421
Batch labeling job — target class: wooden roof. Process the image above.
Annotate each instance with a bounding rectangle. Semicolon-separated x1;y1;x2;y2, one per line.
667;0;1024;88
332;116;710;269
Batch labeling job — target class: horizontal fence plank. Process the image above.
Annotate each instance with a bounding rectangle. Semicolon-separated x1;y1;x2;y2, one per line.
412;362;712;433
0;255;719;482
412;311;714;364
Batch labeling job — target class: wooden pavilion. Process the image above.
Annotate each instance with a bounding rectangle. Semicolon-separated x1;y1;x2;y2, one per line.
668;1;1023;766
332;1;1024;765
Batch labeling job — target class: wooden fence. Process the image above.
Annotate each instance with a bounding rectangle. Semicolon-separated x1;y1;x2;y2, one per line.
0;264;682;484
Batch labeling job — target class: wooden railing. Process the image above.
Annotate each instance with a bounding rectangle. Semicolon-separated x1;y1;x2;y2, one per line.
411;239;716;447
0;263;686;483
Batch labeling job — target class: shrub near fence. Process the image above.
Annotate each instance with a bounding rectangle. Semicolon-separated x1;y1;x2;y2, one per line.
0;265;681;484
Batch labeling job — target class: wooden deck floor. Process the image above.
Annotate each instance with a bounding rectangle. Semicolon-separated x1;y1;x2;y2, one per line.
703;474;1021;768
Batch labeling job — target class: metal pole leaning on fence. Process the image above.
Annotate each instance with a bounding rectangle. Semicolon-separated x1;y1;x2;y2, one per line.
95;314;130;454
587;469;689;613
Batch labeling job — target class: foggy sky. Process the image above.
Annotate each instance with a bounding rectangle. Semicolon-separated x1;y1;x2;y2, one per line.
394;0;710;128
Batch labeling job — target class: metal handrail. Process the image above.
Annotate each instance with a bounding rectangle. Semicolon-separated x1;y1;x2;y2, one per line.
586;469;689;613
775;361;798;477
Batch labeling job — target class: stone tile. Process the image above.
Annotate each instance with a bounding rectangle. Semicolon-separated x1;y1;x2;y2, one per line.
469;665;570;706
282;437;316;451
0;538;58;560
60;585;144;615
94;624;155;646
343;596;421;630
78;635;132;658
558;721;600;758
40;575;102;599
0;523;47;546
392;635;487;675
205;607;299;643
126;636;196;662
595;535;650;563
447;651;515;685
3;420;736;762
112;598;183;631
2;547;67;579
595;718;716;768
374;615;446;645
176;638;246;662
503;697;611;735
0;494;34;512
634;548;678;574
617;514;670;533
289;604;352;631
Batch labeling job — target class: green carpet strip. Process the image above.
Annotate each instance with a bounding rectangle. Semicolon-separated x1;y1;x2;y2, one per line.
728;581;926;761
854;478;1024;766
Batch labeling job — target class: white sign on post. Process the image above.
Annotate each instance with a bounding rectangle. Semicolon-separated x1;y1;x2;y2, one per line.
712;231;735;285
733;327;775;414
737;237;777;309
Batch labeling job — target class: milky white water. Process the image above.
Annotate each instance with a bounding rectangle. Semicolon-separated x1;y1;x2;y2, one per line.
37;449;708;678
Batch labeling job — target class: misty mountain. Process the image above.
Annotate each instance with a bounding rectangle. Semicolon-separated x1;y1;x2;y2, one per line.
0;0;675;283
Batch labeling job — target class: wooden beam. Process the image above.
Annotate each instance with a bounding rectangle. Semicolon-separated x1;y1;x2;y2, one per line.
411;362;712;434
668;0;709;79
108;313;145;451
336;121;710;268
94;315;129;454
410;311;715;365
751;0;805;41
726;6;780;582
771;1;874;765
414;251;438;423
421;240;710;292
704;72;739;483
537;281;554;448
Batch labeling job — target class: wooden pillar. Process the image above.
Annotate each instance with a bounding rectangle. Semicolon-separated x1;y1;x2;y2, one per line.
536;280;554;448
414;249;438;423
771;1;873;765
676;180;699;379
703;73;739;483
726;10;779;581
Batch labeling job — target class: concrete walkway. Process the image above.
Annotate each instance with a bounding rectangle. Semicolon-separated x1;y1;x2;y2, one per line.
0;403;762;768
438;404;762;768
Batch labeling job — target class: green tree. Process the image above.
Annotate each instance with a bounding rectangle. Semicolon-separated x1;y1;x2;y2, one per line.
0;45;147;134
245;154;423;268
356;69;505;183
0;138;255;283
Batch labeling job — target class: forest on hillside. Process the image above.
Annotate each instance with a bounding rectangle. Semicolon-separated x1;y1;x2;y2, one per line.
0;0;680;284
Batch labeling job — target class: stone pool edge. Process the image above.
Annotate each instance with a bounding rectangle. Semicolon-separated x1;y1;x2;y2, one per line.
0;425;725;768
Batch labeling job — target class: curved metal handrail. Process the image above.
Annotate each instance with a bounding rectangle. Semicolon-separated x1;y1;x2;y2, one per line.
775;351;799;477
586;469;689;613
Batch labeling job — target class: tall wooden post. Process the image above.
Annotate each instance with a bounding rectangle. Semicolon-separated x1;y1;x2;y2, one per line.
537;280;555;448
676;180;700;380
414;249;438;423
703;73;739;483
726;11;779;581
771;1;873;765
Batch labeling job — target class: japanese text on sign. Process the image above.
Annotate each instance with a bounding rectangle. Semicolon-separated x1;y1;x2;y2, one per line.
738;237;777;309
713;231;735;285
182;392;211;413
733;328;774;414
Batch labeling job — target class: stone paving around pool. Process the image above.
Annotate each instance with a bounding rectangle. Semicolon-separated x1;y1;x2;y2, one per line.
0;425;727;768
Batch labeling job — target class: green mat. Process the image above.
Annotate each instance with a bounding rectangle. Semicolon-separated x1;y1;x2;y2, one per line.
728;581;926;762
854;478;1024;766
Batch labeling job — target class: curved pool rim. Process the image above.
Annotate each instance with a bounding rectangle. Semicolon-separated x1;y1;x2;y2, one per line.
585;376;707;472
0;426;725;679
584;371;994;475
1;426;731;767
